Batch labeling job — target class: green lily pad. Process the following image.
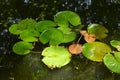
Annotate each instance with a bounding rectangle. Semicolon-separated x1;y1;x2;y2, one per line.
110;40;120;51
39;28;64;46
103;52;120;73
20;30;40;42
13;41;34;55
9;24;22;35
42;46;71;69
62;32;76;43
87;24;108;40
82;42;111;62
54;11;81;27
35;20;56;32
17;18;37;30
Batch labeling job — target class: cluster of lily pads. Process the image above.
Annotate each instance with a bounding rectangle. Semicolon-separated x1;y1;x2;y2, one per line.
9;11;120;73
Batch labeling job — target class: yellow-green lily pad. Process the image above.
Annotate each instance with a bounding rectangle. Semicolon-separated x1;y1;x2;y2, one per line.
82;42;111;62
42;46;71;69
103;52;120;73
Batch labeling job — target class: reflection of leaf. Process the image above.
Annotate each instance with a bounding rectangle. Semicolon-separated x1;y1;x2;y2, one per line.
54;11;81;27
110;40;120;51
35;20;56;32
20;30;40;42
39;28;64;45
13;41;34;55
42;46;71;69
82;42;111;62
103;52;120;73
87;24;108;40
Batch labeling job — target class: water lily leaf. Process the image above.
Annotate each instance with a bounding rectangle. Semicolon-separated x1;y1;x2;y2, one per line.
82;42;111;62
35;20;56;32
62;32;76;43
103;52;120;73
9;24;22;35
13;41;34;55
54;11;81;27
18;18;37;30
39;28;64;45
42;46;71;69
110;40;120;51
87;24;108;40
20;30;40;42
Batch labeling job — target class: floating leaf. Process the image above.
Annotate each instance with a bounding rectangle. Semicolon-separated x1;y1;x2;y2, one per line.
84;34;96;43
42;46;71;69
82;42;111;62
54;11;81;27
62;32;76;43
9;24;22;35
20;30;40;42
13;41;34;55
17;18;37;30
35;20;56;32
68;44;82;54
39;28;64;45
110;40;120;51
87;24;108;40
103;52;120;73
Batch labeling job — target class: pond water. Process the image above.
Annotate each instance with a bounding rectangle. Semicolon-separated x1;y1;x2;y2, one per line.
0;0;120;80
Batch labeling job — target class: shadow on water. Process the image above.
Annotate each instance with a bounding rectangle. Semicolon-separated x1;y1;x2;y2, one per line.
0;0;120;80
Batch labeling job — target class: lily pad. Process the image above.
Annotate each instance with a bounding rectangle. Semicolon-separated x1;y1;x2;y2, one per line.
18;18;37;30
110;40;120;51
35;20;56;32
13;41;34;55
87;24;108;40
9;24;22;35
42;46;71;69
20;30;40;42
82;42;111;62
103;52;120;73
39;28;64;45
54;11;81;27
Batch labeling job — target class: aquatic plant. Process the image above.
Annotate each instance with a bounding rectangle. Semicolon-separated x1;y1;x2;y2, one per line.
9;11;120;73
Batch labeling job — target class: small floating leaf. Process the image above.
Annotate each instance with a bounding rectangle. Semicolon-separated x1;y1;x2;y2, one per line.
39;28;64;45
42;46;71;69
35;20;56;32
103;52;120;73
9;24;22;35
13;41;34;55
82;42;111;62
110;40;120;51
68;44;82;54
54;11;81;27
87;24;108;40
18;18;37;30
20;30;40;42
84;34;96;43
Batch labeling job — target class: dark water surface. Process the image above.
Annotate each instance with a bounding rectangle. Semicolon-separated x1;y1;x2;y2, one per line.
0;0;120;80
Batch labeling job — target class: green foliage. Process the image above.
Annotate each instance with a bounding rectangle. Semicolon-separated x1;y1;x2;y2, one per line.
103;52;120;73
35;20;56;32
82;42;111;62
42;46;71;69
39;28;64;45
9;11;120;73
110;40;120;51
54;11;81;27
87;24;108;40
13;41;34;55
